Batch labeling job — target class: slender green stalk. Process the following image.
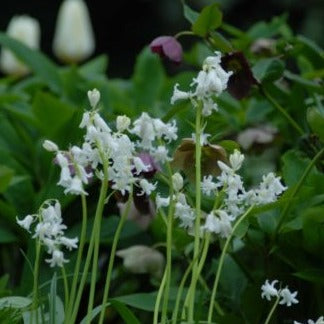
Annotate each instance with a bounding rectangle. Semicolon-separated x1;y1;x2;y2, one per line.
161;160;175;324
153;269;167;324
264;295;280;324
172;258;196;324
31;240;41;324
70;164;109;324
85;167;109;324
174;30;195;39
187;104;203;321
207;205;254;322
275;147;324;235
61;266;69;311
261;86;304;136
98;194;133;324
197;233;210;275
65;194;87;322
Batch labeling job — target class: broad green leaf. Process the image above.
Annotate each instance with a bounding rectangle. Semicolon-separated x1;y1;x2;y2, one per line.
209;31;233;52
80;303;110;324
0;165;14;193
0;296;31;309
294;268;324;285
48;273;64;324
113;292;157;311
110;300;141;324
192;4;222;37
307;107;324;142
32;91;76;138
132;48;165;108
0;227;16;243
79;54;108;77
284;71;324;93
0;33;62;93
252;58;285;82
182;1;199;24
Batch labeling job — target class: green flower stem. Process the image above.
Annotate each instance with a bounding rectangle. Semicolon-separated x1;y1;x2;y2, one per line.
187;104;203;321
85;164;109;324
31;240;41;324
207;205;254;323
275;147;324;236
264;295;280;324
161;160;175;324
98;194;133;324
197;233;210;275
174;30;195;39
172;257;196;324
261;86;304;137
70;161;109;324
66;194;87;321
153;269;167;324
61;266;69;311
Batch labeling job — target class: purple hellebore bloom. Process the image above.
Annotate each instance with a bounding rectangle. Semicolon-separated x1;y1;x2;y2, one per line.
150;36;183;64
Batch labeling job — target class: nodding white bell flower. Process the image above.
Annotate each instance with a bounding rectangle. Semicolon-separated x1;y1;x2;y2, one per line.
116;115;131;132
53;0;95;63
0;15;40;76
294;317;324;324
261;279;279;301
43;140;59;152
16;215;35;232
279;287;299;307
171;52;232;117
46;249;69;267
116;245;165;279
156;195;170;209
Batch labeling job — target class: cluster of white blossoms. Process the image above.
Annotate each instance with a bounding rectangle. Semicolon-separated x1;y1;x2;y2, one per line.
17;200;78;267
200;150;286;238
261;279;298;307
156;150;286;237
294;317;324;324
44;89;178;197
171;52;232;116
156;172;196;229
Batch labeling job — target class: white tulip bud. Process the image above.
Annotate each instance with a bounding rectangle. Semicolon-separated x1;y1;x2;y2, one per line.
43;140;59;152
172;172;183;192
87;88;100;108
117;245;165;279
0;15;40;76
53;0;95;63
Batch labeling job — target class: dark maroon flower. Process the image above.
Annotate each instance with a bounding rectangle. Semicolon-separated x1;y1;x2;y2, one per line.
150;36;183;64
221;51;258;100
135;152;160;179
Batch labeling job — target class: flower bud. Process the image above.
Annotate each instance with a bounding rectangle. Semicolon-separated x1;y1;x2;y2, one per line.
53;0;95;63
43;140;59;152
172;172;183;192
116;115;131;132
150;36;182;64
87;88;100;108
116;245;165;279
0;15;40;76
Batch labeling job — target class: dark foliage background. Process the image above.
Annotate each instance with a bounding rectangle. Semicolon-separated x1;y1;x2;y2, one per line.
0;0;323;77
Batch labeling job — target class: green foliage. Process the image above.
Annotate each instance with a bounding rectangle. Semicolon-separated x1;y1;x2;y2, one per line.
0;2;323;323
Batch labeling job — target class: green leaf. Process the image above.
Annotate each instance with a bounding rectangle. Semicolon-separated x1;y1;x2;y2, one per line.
182;1;199;24
252;58;285;82
132;48;165;108
192;4;223;37
32;91;76;138
209;31;233;53
113;292;157;311
284;71;324;93
0;165;14;193
0;296;31;309
79;303;110;324
0;33;62;93
48;273;64;324
0;227;16;243
294;268;324;285
307;107;324;142
79;55;108;77
110;300;141;324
